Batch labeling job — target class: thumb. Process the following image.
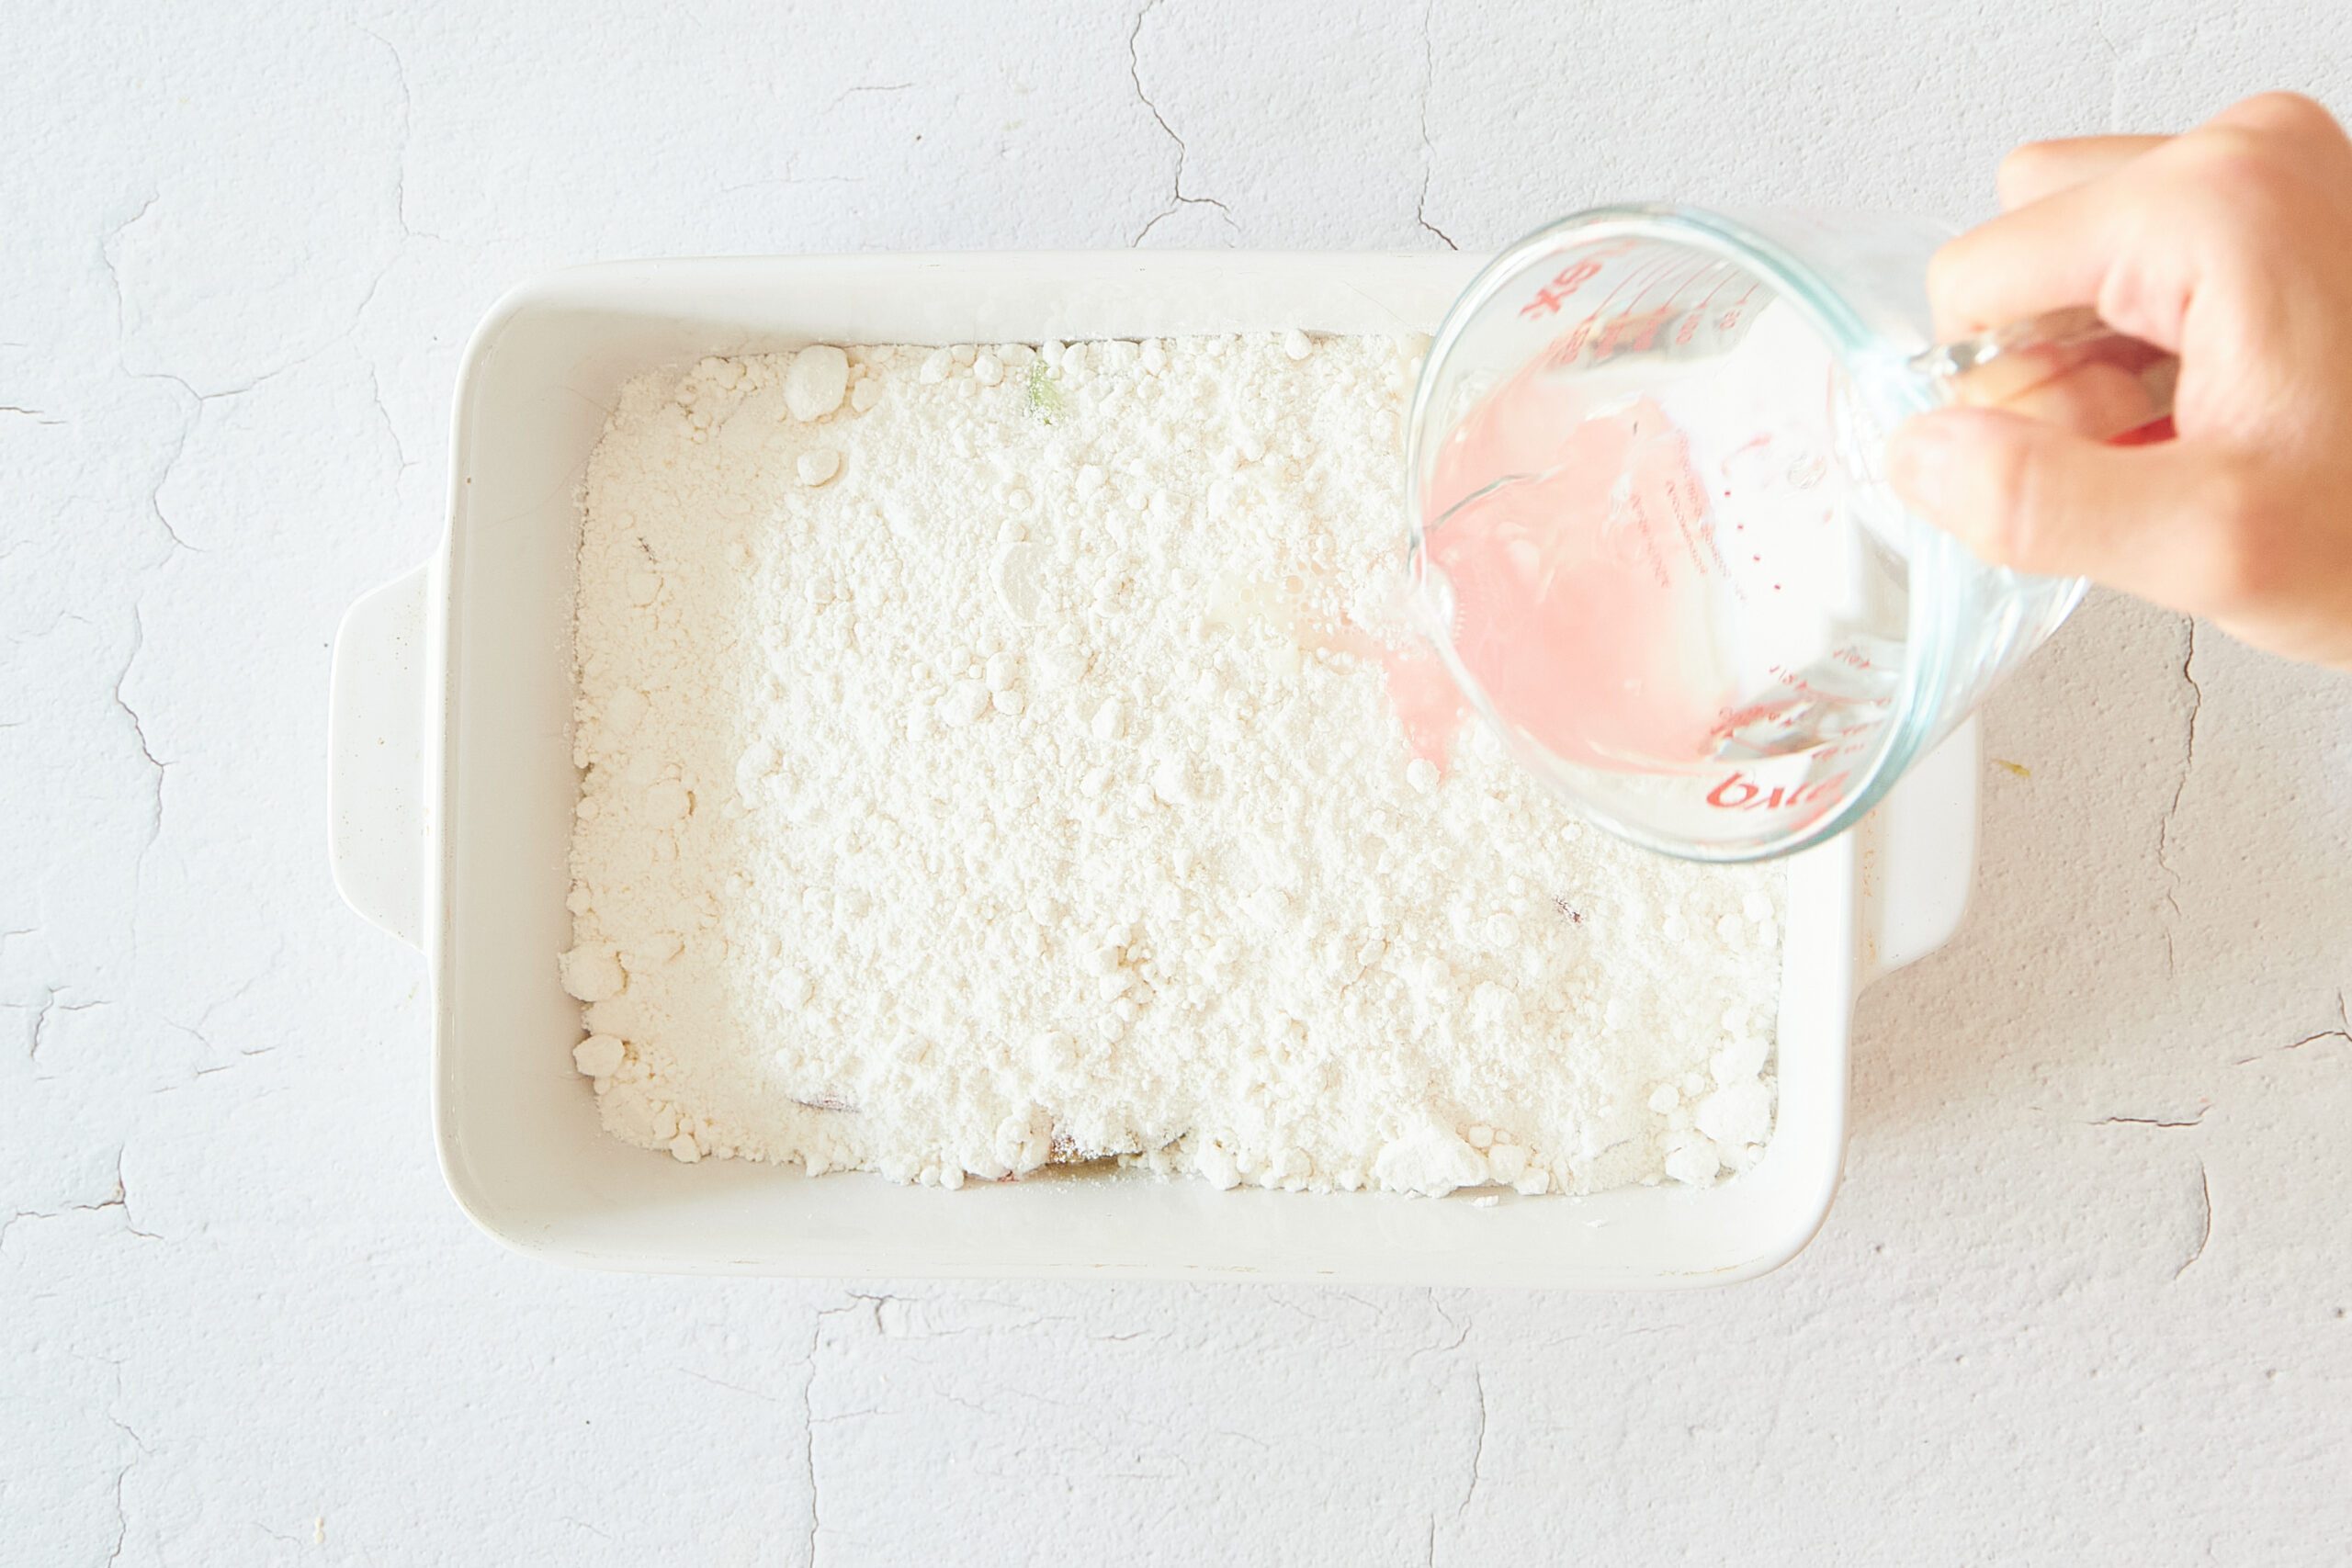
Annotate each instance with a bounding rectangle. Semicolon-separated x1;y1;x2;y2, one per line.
1885;406;2233;601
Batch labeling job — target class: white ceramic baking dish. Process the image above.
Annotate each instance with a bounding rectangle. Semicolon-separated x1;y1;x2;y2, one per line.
329;254;1977;1288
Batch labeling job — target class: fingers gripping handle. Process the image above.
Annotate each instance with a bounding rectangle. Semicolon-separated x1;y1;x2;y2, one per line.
329;564;430;949
1913;306;2178;445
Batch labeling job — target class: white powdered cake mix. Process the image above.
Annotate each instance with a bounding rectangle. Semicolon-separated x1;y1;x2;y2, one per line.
562;332;1783;1197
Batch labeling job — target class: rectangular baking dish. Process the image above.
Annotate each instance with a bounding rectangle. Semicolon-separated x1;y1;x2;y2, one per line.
328;254;1978;1288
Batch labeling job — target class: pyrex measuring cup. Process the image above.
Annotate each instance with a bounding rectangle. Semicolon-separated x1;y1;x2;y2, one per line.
1405;205;2176;862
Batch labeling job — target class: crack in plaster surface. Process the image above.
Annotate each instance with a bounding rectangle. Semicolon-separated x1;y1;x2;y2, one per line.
1414;0;1456;249
1127;0;1236;244
2155;618;2202;974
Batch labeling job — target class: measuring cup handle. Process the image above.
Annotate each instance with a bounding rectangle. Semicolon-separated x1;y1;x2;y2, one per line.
1914;306;2177;445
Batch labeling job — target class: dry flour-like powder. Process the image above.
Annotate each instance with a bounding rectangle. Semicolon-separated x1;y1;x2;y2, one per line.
564;333;1783;1197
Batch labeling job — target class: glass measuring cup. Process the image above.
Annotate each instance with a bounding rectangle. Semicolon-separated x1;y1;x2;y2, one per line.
1404;205;2177;862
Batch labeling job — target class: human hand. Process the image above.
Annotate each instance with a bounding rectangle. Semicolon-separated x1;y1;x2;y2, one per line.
1886;92;2352;671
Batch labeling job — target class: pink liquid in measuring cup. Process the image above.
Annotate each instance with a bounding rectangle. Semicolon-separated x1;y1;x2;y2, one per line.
1399;362;1734;773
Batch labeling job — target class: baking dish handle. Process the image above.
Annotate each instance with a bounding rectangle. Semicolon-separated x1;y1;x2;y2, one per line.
329;561;430;950
1858;716;1978;987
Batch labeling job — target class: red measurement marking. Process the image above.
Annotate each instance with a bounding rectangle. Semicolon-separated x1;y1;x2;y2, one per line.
1521;286;1569;320
1542;312;1601;368
1704;770;1852;811
1711;699;1787;735
1518;258;1607;319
